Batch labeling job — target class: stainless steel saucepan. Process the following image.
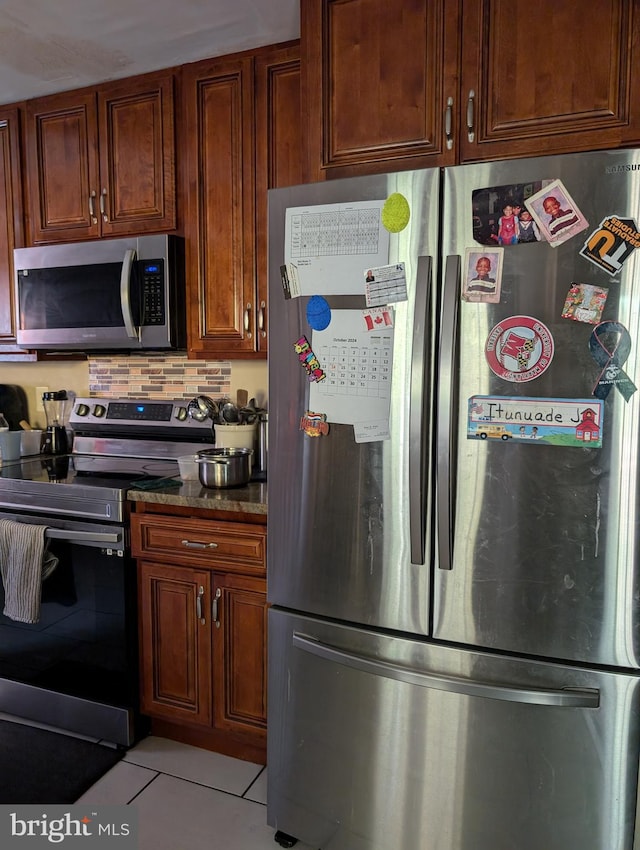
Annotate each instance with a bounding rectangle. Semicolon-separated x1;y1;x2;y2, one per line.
197;447;252;488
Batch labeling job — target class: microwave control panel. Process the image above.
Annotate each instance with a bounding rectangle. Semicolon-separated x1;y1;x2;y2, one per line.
141;259;165;325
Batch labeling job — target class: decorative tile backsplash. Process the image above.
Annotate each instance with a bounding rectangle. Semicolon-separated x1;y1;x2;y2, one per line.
88;355;232;399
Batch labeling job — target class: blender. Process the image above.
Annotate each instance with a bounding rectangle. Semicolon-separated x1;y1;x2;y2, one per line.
42;390;71;455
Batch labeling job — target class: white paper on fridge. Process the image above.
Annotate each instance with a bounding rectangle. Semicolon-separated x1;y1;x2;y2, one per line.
284;201;390;296
309;310;393;440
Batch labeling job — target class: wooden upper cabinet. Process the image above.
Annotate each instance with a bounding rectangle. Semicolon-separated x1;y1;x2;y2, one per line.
98;73;176;236
25;91;99;241
184;43;301;359
25;70;176;244
183;54;256;359
0;107;32;357
255;42;302;355
301;0;460;179
460;0;640;161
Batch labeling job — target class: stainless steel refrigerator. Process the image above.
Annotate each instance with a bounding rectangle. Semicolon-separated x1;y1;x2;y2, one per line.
266;150;640;850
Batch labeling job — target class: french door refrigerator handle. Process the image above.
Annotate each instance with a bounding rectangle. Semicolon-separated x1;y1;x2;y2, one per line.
409;255;432;565
120;248;139;339
293;633;599;708
437;255;460;571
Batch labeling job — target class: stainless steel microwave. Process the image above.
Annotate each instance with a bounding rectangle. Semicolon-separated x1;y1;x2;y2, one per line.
14;234;185;351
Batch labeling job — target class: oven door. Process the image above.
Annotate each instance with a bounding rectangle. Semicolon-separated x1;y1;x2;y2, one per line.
0;512;141;746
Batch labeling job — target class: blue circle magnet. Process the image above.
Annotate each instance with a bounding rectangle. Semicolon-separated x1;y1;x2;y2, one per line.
307;295;331;331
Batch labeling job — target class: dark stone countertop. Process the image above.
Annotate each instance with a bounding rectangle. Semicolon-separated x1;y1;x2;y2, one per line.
127;479;267;515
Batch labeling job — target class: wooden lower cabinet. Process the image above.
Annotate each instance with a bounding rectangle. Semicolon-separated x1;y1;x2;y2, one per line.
138;561;212;726
133;511;267;763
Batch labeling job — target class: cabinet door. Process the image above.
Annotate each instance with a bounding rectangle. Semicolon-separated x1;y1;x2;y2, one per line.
301;0;460;179
460;0;640;161
212;573;267;739
0;107;31;357
255;42;302;355
184;55;257;358
25;90;100;243
138;561;212;727
98;71;176;236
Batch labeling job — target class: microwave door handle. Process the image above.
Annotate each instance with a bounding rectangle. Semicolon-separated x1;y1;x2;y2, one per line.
120;248;139;339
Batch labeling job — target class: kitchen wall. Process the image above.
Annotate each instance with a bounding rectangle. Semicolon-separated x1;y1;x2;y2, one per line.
0;356;267;427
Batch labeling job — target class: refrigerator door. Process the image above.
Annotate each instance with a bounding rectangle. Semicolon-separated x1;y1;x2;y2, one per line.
268;608;640;850
435;149;640;667
268;169;439;634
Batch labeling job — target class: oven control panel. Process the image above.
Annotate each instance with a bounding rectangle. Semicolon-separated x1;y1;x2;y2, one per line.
70;397;212;435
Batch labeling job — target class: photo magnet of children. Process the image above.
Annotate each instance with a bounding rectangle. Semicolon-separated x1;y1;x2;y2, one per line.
524;179;589;247
462;247;504;303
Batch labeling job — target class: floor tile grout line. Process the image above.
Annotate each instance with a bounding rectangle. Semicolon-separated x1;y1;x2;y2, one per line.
124;771;162;804
242;765;266;798
120;766;267;805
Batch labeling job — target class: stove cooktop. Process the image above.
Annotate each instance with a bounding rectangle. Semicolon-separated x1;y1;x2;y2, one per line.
0;454;181;521
0;396;217;520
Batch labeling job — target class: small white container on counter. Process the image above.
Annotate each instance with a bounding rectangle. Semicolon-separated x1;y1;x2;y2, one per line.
0;431;22;462
177;455;200;480
20;429;43;456
214;423;256;451
215;423;256;472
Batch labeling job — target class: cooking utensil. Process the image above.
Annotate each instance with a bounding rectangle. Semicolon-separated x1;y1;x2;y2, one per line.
197;447;252;488
236;389;249;409
239;407;258;424
220;399;240;423
187;395;218;422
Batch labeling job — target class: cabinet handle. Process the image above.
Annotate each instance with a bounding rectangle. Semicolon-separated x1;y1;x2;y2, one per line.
445;96;454;150
258;300;266;337
212;587;222;629
181;539;219;549
100;187;108;222
196;585;205;624
89;190;97;224
466;89;475;143
244;303;253;338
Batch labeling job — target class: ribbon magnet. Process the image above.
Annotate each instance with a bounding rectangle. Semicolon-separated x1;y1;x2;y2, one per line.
589;321;637;401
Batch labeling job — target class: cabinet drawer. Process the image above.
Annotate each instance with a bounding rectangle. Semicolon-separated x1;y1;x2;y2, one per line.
131;514;266;574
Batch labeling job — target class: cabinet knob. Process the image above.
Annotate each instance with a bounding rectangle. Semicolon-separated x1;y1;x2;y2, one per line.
244;303;252;339
466;90;476;143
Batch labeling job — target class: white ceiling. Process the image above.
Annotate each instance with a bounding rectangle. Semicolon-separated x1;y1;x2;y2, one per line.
0;0;301;106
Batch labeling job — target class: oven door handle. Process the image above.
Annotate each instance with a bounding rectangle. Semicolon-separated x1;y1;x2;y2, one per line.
44;528;122;544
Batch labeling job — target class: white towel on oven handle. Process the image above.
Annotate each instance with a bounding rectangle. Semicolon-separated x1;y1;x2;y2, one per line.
0;518;59;624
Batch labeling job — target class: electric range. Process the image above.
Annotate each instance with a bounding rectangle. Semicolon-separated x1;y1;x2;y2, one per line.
0;396;215;520
0;396;215;745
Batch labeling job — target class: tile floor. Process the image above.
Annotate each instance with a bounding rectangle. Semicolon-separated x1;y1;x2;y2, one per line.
77;734;317;850
1;712;315;850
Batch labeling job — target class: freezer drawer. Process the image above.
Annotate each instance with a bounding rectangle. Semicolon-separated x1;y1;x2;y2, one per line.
268;608;640;850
